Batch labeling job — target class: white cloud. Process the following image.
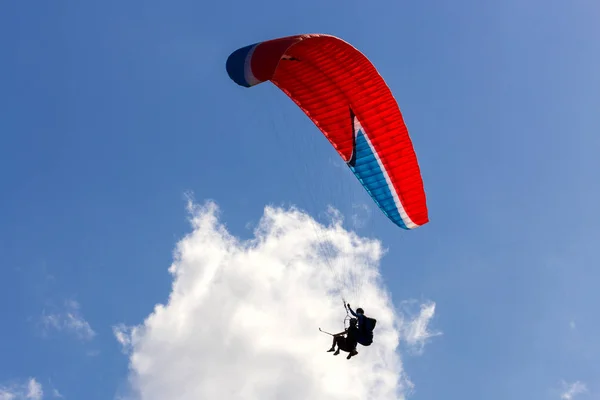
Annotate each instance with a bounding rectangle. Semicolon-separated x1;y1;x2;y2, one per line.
0;390;15;400
41;299;95;341
25;380;42;400
561;381;587;400
397;300;442;355
113;324;134;354
114;200;438;400
0;378;43;400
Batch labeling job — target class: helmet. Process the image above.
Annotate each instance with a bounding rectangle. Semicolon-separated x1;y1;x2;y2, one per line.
356;308;364;314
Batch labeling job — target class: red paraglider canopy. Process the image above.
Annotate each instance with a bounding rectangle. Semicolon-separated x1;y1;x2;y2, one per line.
226;34;428;230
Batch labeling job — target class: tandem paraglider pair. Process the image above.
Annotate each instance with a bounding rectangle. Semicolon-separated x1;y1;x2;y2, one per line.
320;304;377;360
226;35;427;361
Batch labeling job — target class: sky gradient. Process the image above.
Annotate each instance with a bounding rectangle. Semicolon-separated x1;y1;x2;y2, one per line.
1;0;599;399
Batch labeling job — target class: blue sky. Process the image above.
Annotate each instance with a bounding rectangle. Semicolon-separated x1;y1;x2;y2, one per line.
1;0;599;399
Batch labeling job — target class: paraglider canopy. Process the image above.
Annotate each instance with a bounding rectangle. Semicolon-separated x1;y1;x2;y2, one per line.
226;33;429;230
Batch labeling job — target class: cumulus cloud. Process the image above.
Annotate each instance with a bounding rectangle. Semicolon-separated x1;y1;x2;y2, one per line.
115;200;438;400
561;381;587;400
0;378;43;400
41;299;95;341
